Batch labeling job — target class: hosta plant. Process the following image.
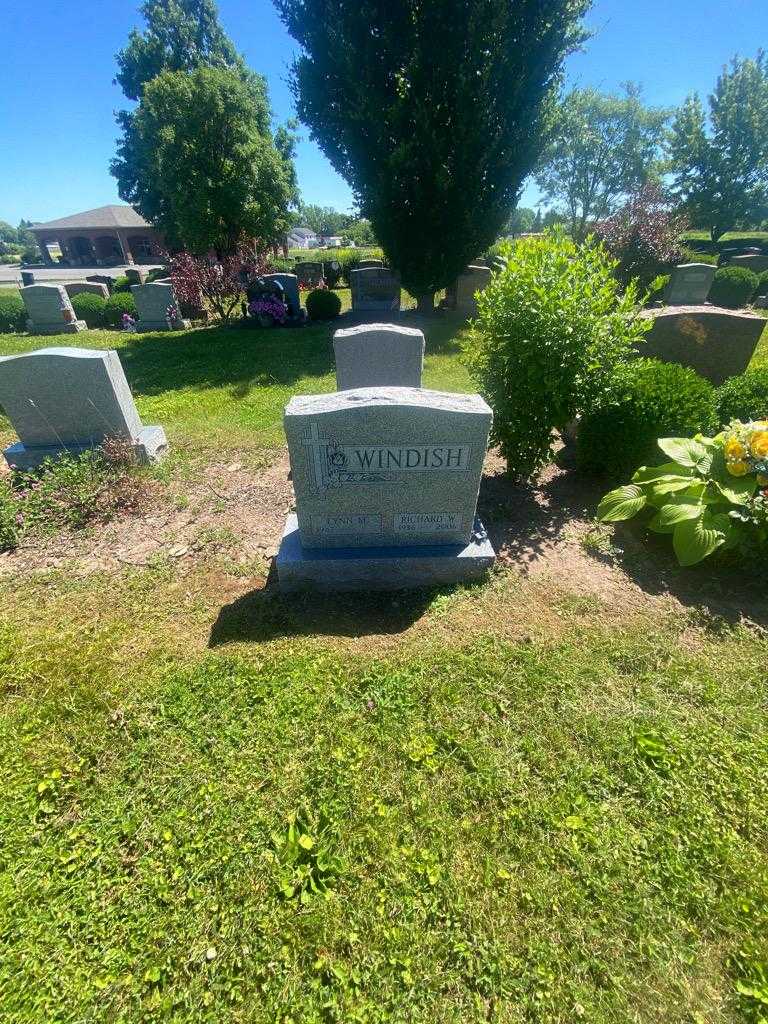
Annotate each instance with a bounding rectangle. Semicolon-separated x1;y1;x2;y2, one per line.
597;421;768;565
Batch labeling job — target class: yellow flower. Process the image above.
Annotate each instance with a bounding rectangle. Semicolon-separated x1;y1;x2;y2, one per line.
725;438;747;460
727;460;750;477
750;430;768;459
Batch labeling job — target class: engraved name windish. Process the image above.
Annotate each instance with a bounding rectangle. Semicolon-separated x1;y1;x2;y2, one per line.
327;444;472;473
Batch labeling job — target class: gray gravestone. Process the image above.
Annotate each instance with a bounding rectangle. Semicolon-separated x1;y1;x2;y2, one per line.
663;263;716;305
86;274;116;293
294;262;324;288
65;281;110;300
350;268;401;312
263;273;300;317
131;282;189;332
21;284;87;334
0;347;168;470
125;267;148;286
277;387;494;590
334;324;424;390
445;266;492;317
639;306;766;385
730;254;768;275
358;259;384;269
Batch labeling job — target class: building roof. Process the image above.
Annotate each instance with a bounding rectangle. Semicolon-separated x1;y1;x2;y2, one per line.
289;226;317;238
31;205;151;233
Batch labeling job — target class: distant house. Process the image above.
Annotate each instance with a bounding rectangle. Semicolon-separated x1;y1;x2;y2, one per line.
287;226;320;249
30;205;166;267
319;235;344;248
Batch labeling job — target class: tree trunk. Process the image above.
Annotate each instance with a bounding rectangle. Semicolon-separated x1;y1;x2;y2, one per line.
415;291;436;314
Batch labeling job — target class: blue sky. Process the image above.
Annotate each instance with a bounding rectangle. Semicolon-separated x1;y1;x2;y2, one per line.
1;0;767;226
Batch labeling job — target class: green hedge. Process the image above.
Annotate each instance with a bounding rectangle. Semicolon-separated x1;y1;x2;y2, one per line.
305;288;342;321
708;266;759;308
70;292;106;328
576;358;718;478
102;292;137;327
716;368;768;424
0;290;26;333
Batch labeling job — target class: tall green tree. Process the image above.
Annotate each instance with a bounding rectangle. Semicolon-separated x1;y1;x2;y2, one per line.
273;0;590;311
505;207;537;236
535;84;669;240
112;67;295;253
112;0;297;251
669;53;768;241
297;204;353;236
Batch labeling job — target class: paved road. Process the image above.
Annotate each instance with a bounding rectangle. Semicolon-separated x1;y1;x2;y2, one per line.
0;264;163;287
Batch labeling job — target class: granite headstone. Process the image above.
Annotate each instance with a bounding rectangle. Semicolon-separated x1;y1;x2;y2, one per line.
294;262;324;288
350;268;401;312
65;281;110;300
663;263;716;306
131;281;189;331
333;324;424;390
125;267;148;286
0;347;168;470
20;284;87;334
263;273;300;317
730;254;768;275
445;266;492;317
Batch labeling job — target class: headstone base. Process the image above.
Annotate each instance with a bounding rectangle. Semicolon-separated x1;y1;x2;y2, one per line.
135;319;191;333
3;425;168;471
26;319;88;335
276;514;495;592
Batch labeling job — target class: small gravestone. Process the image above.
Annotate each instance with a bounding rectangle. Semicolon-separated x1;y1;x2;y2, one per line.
0;347;168;470
263;273;301;318
445;265;492;317
21;284;87;334
358;259;384;269
730;254;768;275
334;324;424;390
663;263;716;306
65;281;110;300
639;306;766;385
125;267;148;286
276;387;495;590
322;261;343;288
21;271;35;286
295;262;324;288
131;282;190;332
86;274;115;293
350;268;401;312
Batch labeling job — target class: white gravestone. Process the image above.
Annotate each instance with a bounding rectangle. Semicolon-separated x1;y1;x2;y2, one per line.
0;347;168;470
276;387;495;590
663;263;716;306
131;282;189;332
334;324;424;390
350;268;401;312
21;284;87;335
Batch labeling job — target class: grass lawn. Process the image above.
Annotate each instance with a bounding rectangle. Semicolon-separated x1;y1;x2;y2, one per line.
1;315;768;1023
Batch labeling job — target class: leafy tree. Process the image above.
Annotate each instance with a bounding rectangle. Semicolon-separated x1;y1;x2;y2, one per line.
345;218;377;246
533;209;544;232
115;0;248;101
112;67;295;253
298;204;353;236
505;207;536;236
273;0;590;312
0;221;17;244
536;84;669;240
669;53;768;241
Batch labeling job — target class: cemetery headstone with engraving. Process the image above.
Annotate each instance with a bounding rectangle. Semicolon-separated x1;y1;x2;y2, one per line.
263;273;301;319
334;324;424;390
294;262;324;288
350;268;401;313
21;284;87;334
663;263;716;306
357;259;384;269
445;265;492;317
131;282;190;331
277;387;495;590
65;281;110;300
0;347;168;470
86;274;116;293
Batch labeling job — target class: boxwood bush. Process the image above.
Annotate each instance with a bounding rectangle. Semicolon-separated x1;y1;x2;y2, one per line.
755;270;768;296
305;288;342;321
70;292;106;328
111;275;132;293
708;266;759;308
466;231;650;479
716;367;768;423
576;358;718;478
102;292;137;327
0;290;26;333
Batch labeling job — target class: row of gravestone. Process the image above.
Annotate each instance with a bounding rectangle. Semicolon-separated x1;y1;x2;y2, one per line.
20;267;153;290
18;282;189;335
663;260;768;307
0;323;496;593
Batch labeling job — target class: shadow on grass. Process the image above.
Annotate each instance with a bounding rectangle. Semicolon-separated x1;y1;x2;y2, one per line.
208;565;438;644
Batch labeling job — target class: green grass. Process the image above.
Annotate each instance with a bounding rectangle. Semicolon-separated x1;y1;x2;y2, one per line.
1;316;768;1022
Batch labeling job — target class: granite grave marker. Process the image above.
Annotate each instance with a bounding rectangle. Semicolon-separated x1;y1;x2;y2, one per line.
349;268;401;312
131;281;189;331
333;324;424;390
663;263;716;306
21;284;87;334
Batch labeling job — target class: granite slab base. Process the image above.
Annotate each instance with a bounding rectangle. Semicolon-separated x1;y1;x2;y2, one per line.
276;514;495;592
26;319;88;334
3;425;168;471
135;319;191;332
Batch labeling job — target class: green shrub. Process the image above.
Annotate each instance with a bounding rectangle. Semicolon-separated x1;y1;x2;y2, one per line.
678;246;717;265
577;359;718;478
756;270;768;296
102;292;137;327
716;368;768;423
0;480;19;552
465;231;649;479
305;288;342;321
709;266;759;308
112;275;132;293
70;292;106;328
146;267;169;282
0;290;26;333
645;274;670;306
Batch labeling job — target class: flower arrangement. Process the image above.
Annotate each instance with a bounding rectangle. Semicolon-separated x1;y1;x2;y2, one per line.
247;296;288;324
121;312;136;331
597;420;768;565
